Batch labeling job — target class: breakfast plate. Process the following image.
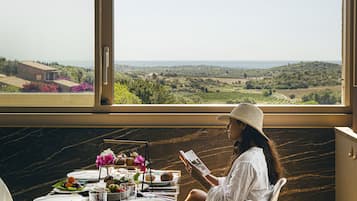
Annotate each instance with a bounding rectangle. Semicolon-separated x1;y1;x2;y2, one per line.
52;187;86;194
52;180;86;194
138;171;179;187
67;169;107;181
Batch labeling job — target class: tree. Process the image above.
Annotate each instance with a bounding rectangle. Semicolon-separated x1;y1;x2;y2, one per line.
245;81;254;89
263;89;273;97
114;83;142;104
0;60;18;76
301;89;338;104
126;79;177;104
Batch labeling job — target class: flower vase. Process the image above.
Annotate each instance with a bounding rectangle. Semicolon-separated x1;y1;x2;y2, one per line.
98;166;109;181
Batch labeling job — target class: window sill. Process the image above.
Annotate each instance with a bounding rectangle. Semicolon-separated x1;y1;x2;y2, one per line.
0;112;351;128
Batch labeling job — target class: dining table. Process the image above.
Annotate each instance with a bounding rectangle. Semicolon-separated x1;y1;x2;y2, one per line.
32;169;181;201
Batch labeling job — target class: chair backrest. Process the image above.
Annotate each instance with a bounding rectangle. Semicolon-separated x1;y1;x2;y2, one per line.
269;177;287;201
0;178;13;201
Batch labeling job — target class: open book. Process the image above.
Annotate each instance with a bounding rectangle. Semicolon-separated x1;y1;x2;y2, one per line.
179;150;211;176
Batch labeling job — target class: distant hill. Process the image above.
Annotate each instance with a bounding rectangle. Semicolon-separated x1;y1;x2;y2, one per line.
116;64;243;77
117;61;340;78
0;57;341;93
245;61;341;89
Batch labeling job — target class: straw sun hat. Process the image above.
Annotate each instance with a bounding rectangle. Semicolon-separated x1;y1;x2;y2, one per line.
217;103;269;141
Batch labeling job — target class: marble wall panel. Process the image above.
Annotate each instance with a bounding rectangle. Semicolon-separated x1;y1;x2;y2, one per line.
0;128;334;201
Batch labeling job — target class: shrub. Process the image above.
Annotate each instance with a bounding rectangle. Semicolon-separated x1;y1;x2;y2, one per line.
301;89;338;104
114;83;142;104
22;82;59;92
0;84;20;92
71;82;93;92
263;89;273;97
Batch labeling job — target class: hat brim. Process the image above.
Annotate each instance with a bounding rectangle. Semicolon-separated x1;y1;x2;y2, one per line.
217;114;270;141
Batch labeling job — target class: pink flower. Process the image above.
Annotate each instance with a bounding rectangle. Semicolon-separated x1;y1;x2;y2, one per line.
134;155;145;164
96;148;115;167
96;154;115;167
104;154;114;164
95;155;103;167
134;155;146;172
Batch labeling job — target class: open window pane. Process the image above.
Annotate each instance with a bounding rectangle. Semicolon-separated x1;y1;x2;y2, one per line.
0;0;94;107
114;0;342;105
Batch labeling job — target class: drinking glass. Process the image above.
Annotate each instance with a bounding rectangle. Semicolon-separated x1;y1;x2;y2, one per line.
121;182;136;200
89;191;108;201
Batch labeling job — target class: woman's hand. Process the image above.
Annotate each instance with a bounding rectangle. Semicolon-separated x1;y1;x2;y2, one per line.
185;161;203;181
179;153;214;190
182;158;193;175
183;159;214;190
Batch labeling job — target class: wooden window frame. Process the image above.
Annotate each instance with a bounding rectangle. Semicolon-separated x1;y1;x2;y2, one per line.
0;0;354;128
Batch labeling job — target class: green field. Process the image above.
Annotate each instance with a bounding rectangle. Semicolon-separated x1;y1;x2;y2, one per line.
182;91;291;104
0;58;343;105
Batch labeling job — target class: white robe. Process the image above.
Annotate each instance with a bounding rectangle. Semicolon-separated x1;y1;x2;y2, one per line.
206;147;273;201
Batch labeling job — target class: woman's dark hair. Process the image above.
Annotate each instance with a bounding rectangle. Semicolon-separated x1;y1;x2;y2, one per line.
228;123;284;185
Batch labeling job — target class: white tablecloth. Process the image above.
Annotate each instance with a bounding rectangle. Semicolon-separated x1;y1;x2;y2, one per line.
34;195;172;201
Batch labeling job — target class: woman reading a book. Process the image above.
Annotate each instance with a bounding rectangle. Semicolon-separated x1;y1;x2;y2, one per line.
183;103;283;201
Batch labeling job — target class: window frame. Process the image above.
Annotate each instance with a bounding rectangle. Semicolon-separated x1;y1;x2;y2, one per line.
0;0;354;128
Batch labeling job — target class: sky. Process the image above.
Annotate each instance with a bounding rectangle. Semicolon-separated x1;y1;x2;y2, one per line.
0;0;342;62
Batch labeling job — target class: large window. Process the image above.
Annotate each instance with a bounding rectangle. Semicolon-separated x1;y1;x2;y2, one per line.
0;0;94;107
0;0;354;128
114;0;342;105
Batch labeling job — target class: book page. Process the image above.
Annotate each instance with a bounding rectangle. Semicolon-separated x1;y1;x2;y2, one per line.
183;150;210;176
